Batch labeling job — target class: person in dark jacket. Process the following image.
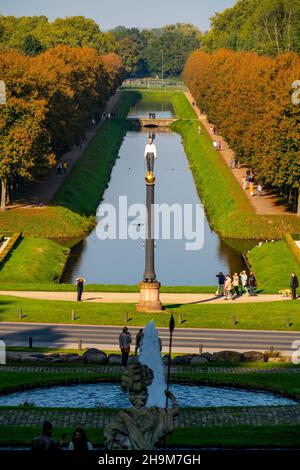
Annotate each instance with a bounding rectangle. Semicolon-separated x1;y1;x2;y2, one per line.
76;276;85;301
290;272;299;299
31;421;57;453
119;327;132;366
135;329;143;355
249;271;256;296
215;272;226;296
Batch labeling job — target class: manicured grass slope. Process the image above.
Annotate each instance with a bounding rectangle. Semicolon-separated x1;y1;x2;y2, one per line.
248;240;300;292
0;238;69;284
0;206;93;239
1;295;300;330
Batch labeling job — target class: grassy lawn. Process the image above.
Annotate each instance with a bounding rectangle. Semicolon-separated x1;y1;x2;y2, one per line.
1;424;300;448
166;425;300;448
0;206;93;239
0;238;70;284
1;295;300;330
248;240;300;293
174;370;300;400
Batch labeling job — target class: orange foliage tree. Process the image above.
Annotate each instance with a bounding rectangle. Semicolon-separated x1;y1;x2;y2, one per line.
183;49;300;211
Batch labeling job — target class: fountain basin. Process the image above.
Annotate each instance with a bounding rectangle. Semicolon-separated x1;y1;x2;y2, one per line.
0;383;295;409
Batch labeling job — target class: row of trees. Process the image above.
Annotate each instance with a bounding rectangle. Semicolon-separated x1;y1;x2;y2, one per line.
203;0;300;56
183;49;300;211
0;15;202;77
0;45;123;209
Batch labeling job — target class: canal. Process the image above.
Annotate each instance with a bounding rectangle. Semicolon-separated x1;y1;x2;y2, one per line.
61;97;247;286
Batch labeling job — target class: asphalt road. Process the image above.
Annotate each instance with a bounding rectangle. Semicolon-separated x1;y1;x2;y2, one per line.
0;322;300;354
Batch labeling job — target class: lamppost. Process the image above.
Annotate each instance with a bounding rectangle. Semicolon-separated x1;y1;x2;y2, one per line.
137;155;162;312
160;49;164;87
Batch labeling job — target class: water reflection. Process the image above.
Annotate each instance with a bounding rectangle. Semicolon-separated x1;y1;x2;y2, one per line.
0;383;295;408
62;128;247;285
128;99;175;119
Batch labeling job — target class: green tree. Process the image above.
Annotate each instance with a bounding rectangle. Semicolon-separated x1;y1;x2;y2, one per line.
20;35;45;56
203;0;300;55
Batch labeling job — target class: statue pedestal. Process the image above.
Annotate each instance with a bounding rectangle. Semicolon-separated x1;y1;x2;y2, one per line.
136;281;163;312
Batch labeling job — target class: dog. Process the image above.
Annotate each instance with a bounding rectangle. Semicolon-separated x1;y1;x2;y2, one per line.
279;289;292;298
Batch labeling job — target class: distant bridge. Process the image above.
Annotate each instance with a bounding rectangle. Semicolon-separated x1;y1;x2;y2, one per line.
127;118;176;128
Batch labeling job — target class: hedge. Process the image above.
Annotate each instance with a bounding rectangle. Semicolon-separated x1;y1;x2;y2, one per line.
0;232;22;266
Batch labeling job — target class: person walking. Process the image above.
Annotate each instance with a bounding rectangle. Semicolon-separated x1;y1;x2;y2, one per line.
31;421;57;453
290;272;299;299
242;176;247;190
68;427;93;452
249;181;254;196
213;140;218;151
56;162;63;175
257;183;263;196
144;137;157;173
76;276;85;301
224;275;233;300
229;159;233;169
249;271;256;296
135;328;143;355
218;141;222;151
240;270;249;295
119;326;132;367
232;273;240;297
215;272;226;296
63;162;68;174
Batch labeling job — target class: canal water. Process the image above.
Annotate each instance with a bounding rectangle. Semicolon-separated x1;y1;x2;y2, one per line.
61;99;248;286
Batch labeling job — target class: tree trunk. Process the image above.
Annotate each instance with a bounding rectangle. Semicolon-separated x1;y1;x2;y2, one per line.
0;179;7;211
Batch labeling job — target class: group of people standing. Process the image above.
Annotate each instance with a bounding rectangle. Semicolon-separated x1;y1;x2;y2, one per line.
118;327;161;367
31;421;93;454
242;171;263;197
216;271;257;299
56;161;68;174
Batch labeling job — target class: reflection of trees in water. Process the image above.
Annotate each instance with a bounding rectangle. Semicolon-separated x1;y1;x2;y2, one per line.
129;100;175;117
60;239;86;283
218;238;257;275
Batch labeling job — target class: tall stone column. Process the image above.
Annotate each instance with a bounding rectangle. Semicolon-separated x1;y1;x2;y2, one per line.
137;171;162;312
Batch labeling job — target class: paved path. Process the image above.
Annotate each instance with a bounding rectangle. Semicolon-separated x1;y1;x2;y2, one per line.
1;365;300;375
0;406;300;429
1;322;299;353
8;91;121;207
0;290;292;304
185;91;289;216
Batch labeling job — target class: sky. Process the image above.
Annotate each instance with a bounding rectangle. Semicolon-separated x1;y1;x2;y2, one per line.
0;0;237;31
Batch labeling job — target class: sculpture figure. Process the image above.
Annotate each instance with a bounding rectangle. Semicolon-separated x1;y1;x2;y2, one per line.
104;363;179;450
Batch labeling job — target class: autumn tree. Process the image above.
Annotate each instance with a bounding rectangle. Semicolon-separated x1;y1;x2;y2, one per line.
0;46;123;208
183;48;300;210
